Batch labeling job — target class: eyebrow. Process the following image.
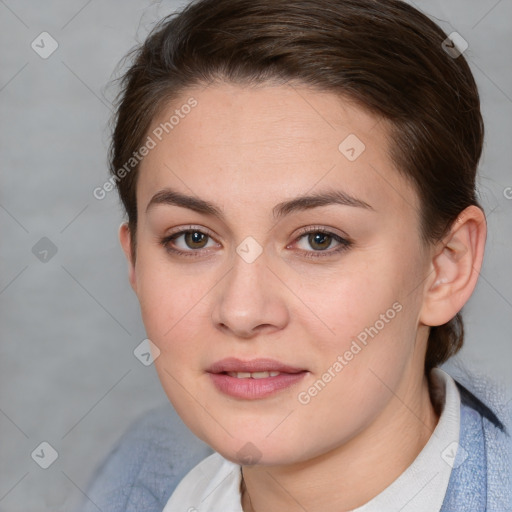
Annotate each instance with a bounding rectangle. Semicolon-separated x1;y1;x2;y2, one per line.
145;187;374;221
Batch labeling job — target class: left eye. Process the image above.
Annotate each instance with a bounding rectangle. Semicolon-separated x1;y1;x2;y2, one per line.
291;229;352;258
295;231;339;251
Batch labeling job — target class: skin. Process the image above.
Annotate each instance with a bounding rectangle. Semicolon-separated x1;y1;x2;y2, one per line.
119;82;486;511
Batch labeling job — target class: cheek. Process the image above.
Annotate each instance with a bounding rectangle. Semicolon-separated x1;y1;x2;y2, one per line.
135;248;207;352
296;256;402;340
301;246;423;380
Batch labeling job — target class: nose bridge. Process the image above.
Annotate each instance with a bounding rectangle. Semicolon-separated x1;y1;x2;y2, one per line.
211;244;289;337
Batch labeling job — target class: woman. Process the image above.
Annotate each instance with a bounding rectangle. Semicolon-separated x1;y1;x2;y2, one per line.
79;0;511;510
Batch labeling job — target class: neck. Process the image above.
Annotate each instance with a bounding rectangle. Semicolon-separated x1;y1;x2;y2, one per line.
241;371;439;512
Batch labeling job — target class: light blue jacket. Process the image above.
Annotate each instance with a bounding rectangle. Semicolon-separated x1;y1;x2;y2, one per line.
77;368;511;512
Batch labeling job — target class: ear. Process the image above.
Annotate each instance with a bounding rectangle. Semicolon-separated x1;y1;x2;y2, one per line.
419;205;486;327
119;222;137;293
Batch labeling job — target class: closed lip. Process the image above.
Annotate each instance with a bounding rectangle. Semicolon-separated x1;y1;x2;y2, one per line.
207;357;306;374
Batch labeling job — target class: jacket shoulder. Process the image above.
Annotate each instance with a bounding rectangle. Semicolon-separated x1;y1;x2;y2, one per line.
76;403;214;512
441;363;512;512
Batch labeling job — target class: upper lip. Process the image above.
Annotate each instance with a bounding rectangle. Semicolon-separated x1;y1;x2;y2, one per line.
207;357;305;374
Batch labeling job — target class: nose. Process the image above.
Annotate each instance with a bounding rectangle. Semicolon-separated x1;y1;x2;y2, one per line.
210;251;290;339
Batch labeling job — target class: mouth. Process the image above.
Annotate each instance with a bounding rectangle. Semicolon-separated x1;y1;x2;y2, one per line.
224;370;283;379
207;357;308;399
207;357;306;374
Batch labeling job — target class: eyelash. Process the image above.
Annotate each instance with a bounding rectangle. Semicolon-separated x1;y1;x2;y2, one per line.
160;225;353;260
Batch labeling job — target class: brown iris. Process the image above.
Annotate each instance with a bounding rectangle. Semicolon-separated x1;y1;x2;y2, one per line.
307;232;332;251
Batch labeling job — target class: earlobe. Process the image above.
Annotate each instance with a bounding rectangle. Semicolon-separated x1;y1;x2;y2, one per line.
420;206;486;327
118;222;137;292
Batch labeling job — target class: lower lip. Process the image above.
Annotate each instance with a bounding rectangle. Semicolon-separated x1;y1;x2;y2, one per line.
208;372;308;399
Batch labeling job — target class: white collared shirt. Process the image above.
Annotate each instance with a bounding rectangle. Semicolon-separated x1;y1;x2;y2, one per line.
163;368;461;512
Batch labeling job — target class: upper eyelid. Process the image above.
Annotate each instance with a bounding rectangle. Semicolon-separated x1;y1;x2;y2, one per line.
295;225;350;239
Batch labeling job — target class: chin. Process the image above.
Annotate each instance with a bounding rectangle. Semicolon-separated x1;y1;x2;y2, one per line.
201;428;312;467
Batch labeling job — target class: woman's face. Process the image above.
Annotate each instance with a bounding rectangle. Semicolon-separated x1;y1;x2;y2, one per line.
124;82;434;465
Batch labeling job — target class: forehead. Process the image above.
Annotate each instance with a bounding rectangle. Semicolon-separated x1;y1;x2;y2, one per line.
137;82;419;221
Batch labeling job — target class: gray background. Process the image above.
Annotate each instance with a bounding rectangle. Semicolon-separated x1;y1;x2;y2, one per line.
0;1;510;511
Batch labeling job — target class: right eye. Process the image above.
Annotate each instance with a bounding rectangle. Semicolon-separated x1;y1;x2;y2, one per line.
160;227;220;257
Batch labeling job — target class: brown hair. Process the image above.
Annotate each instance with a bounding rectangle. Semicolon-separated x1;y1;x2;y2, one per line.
109;0;484;373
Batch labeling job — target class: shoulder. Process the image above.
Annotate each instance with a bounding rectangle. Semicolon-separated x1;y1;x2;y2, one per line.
76;403;214;512
441;361;512;511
